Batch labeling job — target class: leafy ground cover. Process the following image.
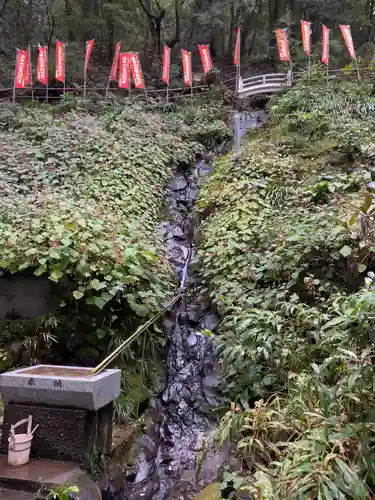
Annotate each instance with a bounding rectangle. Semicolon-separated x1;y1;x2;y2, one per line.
0;97;232;420
196;74;375;498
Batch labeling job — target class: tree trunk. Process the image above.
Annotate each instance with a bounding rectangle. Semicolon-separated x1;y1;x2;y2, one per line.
24;0;33;45
226;1;235;59
107;19;114;62
369;0;375;41
167;0;180;49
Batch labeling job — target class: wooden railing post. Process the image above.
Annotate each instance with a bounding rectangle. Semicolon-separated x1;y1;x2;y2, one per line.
286;69;292;87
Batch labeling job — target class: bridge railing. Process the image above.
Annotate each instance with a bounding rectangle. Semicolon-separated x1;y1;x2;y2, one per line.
238;72;290;97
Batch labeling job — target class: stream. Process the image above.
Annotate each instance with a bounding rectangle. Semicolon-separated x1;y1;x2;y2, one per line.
121;110;266;500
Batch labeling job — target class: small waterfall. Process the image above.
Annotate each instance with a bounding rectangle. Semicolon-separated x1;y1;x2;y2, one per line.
122;110;266;500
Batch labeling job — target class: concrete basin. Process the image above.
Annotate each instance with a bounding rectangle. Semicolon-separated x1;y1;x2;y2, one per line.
0;365;121;411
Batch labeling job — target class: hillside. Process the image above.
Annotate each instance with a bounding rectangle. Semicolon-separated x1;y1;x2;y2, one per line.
196;74;375;498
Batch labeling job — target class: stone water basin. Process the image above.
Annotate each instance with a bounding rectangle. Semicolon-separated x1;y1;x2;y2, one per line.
0;364;121;411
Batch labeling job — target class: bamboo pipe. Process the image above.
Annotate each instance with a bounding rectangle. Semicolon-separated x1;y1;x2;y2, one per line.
90;292;183;375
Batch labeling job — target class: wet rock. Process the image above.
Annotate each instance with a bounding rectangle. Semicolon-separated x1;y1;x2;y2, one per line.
125;467;138;482
137;436;158;461
172;226;185;239
202;312;220;332
190;431;204;451
228;455;242;470
165;466;175;476
203;375;220;388
171;175;188;191
134;452;151;483
161;452;173;465
163;316;175;335
187;188;198;204
186;332;198;347
160;221;170;238
162;422;174;437
199;163;212;175
132;481;158;500
187;304;200;324
204;394;219;407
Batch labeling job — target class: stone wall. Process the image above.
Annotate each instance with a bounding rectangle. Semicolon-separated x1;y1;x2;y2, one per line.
0;274;53;319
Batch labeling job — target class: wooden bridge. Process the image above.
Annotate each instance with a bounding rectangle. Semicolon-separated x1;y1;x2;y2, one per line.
236;67;374;98
237;71;292;98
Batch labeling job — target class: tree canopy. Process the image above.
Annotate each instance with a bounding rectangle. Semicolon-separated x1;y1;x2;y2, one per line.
0;0;374;86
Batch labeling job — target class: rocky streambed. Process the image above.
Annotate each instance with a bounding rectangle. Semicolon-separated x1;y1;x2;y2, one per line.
118;111;266;500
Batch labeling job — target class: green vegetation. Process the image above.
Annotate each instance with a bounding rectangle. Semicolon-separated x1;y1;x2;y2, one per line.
197;74;375;498
0;97;231;421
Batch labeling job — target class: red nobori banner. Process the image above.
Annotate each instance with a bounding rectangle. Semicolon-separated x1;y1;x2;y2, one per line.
162;44;171;85
301;20;311;56
118;53;130;89
55;40;65;83
15;49;29;89
85;39;94;72
110;41;122;81
234;27;240;65
129;52;145;89
339;25;356;60
199;45;213;74
276;29;290;62
181;49;192;86
322;25;329;65
37;45;48;84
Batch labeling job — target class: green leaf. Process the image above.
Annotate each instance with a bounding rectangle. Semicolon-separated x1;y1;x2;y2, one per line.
93;296;106;309
50;265;63;282
76;262;91;277
73;290;84;300
25;248;38;256
127;297;149;317
89;279;107;291
101;292;113;303
96;328;107;339
358;263;367;273
340;245;352;258
34;266;46;276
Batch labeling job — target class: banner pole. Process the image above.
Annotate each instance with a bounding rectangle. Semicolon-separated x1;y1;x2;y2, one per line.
12;48;17;104
166;83;169;103
46;47;49;103
308;55;311;80
63;44;65;94
129;54;132;100
326;28;330;87
29;45;34;102
235;64;239;96
355;59;361;81
289;59;293;84
105;73;111;99
84;41;87;101
237;28;241;95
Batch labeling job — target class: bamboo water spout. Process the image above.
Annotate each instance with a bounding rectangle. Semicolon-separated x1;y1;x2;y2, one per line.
91;291;183;375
